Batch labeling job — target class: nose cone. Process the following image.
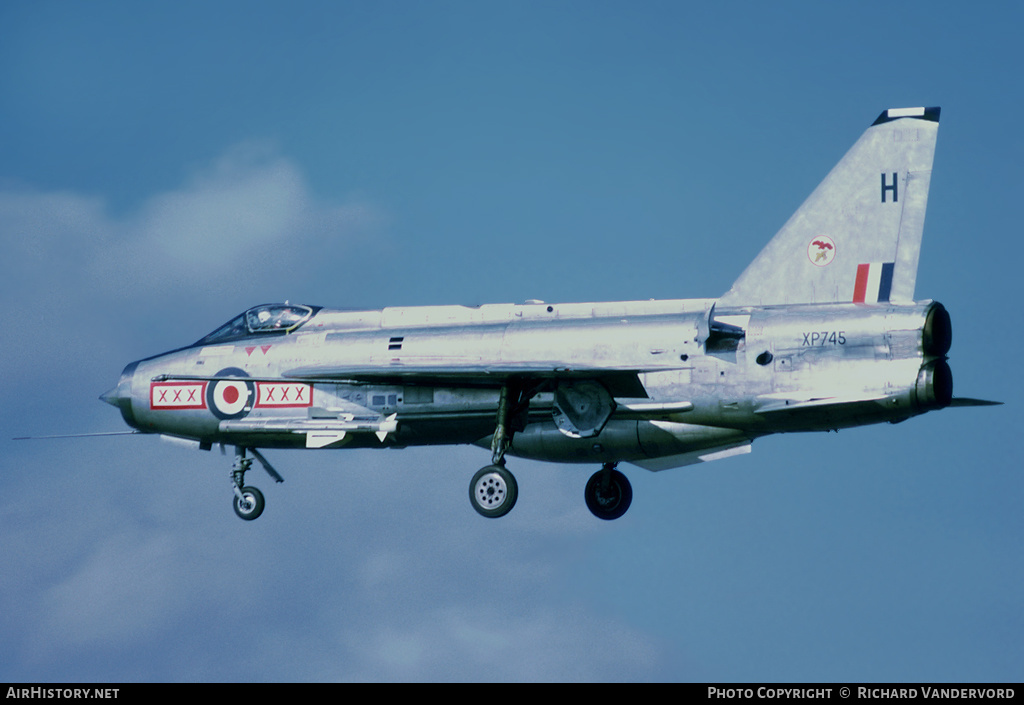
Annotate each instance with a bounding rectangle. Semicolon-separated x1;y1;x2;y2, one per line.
100;387;120;407
102;361;141;428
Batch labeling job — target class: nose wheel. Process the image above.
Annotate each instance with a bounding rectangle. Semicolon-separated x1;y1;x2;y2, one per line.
233;486;265;520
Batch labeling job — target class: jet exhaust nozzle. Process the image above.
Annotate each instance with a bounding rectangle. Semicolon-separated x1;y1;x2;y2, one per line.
915;359;953;411
923;302;952;357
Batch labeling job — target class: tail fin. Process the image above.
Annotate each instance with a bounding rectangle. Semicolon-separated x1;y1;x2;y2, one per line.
719;107;940;306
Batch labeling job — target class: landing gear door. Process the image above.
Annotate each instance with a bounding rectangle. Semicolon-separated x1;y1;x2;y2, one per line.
552;380;615;439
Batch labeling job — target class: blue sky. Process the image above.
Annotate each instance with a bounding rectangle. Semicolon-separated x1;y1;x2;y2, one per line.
1;0;1019;682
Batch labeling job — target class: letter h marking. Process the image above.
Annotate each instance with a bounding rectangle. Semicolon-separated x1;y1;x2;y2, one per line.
881;172;898;203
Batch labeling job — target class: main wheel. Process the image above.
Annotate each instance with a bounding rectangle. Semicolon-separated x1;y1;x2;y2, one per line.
233;485;265;521
469;465;518;518
584;468;632;520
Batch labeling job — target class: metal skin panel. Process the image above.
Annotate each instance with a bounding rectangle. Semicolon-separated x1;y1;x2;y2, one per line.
97;106;999;520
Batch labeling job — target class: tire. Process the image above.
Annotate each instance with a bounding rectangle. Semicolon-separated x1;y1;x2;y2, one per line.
584;468;632;520
469;465;518;518
233;486;265;521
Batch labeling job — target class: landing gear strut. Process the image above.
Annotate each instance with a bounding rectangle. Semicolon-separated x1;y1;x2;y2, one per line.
584;463;632;520
468;382;537;518
230;446;283;521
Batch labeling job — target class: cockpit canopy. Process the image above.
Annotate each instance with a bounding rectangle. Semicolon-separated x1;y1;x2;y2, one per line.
196;304;319;345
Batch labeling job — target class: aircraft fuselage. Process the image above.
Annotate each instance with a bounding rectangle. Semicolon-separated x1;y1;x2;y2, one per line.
107;297;951;465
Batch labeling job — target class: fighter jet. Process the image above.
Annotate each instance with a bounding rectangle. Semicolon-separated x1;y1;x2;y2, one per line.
100;106;998;521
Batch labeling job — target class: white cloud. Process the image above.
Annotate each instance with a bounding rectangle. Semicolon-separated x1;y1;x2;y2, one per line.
131;143;380;275
1;144;383;303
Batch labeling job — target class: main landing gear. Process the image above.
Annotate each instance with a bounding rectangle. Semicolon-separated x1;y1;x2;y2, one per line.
584;463;632;521
467;383;633;520
468;459;634;520
230;446;283;521
468;384;526;518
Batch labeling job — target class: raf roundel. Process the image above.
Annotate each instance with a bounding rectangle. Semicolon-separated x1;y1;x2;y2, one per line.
808;236;836;267
206;368;255;420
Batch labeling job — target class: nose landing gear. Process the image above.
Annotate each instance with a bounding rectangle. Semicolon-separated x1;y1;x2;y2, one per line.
229;447;283;521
